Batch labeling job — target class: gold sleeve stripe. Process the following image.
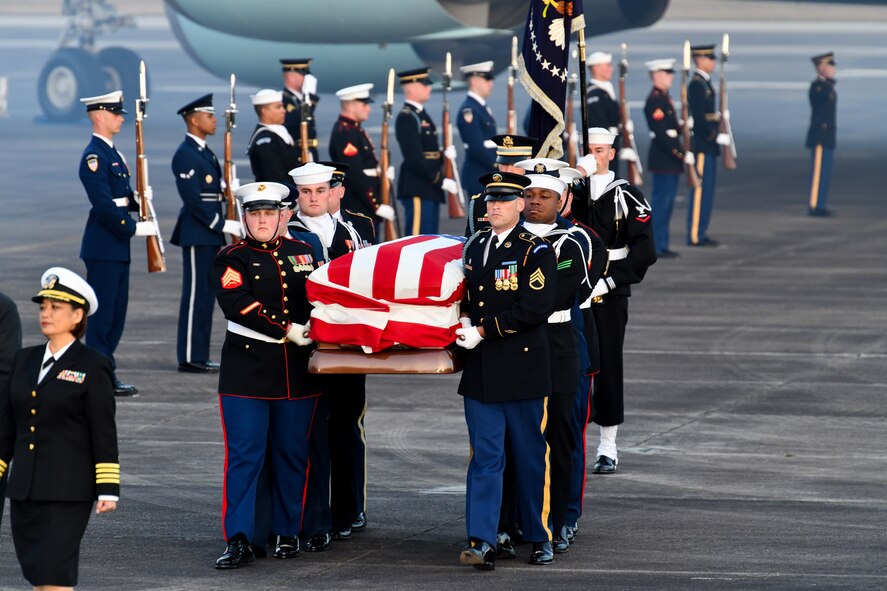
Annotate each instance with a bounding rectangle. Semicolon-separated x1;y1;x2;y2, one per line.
95;463;120;468
96;469;120;475
0;458;8;470
96;478;121;484
240;301;261;315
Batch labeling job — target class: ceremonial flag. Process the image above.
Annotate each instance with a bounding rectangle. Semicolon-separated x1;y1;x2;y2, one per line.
306;235;467;352
518;0;585;158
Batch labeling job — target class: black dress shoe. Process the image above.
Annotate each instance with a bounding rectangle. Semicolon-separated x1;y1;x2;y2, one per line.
273;535;300;559
215;536;255;569
656;249;680;258
178;361;220;373
593;455;617;474
460;539;495;570
332;528;352;541
495;532;516;559
529;541;554;565
303;532;331;552
566;523;577;543
249;543;267;559
553;526;570;554
351;511;367;531
809;207;834;217
113;378;138;397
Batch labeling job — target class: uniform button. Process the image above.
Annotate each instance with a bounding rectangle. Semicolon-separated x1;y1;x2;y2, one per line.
478;286;484;291
273;251;279;257
262;243;268;248
478;302;484;307
30;426;35;432
284;297;289;302
283;309;289;314
282;283;288;289
120;220;126;225
31;409;36;415
271;315;276;319
29;443;35;451
524;347;529;352
281;271;287;276
255;275;260;279
277;260;282;265
245;344;250;349
32;391;36;398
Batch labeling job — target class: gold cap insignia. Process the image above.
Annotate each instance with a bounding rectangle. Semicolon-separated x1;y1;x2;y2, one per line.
492;173;503;182
503;136;514;148
257;184;266;191
534;163;546;173
43;274;58;290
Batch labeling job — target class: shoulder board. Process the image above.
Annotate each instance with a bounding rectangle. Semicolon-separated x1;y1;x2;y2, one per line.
344;208;372;221
518;232;544;244
470;192;482;201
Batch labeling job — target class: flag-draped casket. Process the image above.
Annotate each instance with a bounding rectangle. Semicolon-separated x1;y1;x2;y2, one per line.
306;235;466;353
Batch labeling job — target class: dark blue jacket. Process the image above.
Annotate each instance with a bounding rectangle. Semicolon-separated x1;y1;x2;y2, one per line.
688;71;721;155
644;87;684;174
395;103;444;204
806;77;836;149
170;136;226;247
456;94;497;195
78;135;139;262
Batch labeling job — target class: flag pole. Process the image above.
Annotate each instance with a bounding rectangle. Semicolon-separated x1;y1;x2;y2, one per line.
575;20;590;154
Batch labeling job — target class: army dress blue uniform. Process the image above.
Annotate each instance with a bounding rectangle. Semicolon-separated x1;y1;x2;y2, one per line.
457;91;497;196
644;85;685;254
246;125;301;185
395;102;445;235
687;66;721;245
459;224;556;552
328;114;381;221
79;133;140;371
806;55;837;215
213;233;324;552
170;134;226;367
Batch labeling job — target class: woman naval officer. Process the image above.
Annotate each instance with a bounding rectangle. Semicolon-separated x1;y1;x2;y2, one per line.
212;181;324;568
0;267;119;590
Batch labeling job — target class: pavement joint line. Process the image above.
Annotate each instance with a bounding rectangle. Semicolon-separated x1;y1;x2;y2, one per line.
625;349;887;359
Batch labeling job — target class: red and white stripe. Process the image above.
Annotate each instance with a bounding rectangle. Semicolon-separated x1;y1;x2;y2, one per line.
306;235;465;352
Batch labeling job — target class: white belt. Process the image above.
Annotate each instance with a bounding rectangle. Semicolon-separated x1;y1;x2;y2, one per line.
112;197;130;207
362;168;378;177
608;246;629;261
548;309;571;323
201;193;224;202
227;321;285;344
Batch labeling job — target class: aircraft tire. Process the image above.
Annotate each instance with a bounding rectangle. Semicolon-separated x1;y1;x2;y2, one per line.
37;48;103;121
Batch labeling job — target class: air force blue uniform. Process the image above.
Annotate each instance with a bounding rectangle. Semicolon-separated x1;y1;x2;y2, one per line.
457;93;497;196
78;134;139;369
170;135;226;365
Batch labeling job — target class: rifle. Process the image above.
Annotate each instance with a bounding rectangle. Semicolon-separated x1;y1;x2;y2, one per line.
565;68;578;167
681;40;701;189
618;43;643;186
134;60;166;273
507;35;517;134
442;51;465;219
299;88;313;163
223;73;241;243
719;33;737;170
379;68;399;242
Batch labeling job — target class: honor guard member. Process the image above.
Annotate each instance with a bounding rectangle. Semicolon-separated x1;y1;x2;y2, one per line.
806;52;837;217
246;89;301;185
456;172;556;570
280;58;319;163
518;160;595;553
465;134;536;236
457;61;498;196
322;160;376;245
643;59;685;258
287;162;370;549
0;291;21;530
213;182;322;569
395;67;459;235
573;128;656;474
586;52;622;175
78;91;158;397
687;44;731;246
328;83;396;231
170;94;243;373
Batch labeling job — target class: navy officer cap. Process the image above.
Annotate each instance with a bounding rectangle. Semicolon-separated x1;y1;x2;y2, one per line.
480;171;531;201
177;93;214;116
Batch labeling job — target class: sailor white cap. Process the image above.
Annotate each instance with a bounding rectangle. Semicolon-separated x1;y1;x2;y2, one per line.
250;89;283;106
288;162;336;186
335;83;374;102
645;59;676;73
80;90;126;114
587;127;617;145
586;51;613;66
515;158;573;194
460;61;495;79
33;267;99;316
236;182;289;210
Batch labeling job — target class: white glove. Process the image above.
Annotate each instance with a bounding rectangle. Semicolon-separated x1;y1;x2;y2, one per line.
459;316;472;330
443;145;458;161
618;148;638;162
303;74;318;97
722;109;730;121
569;130;579;145
686;116;694;128
575;154;596;177
683;152;696;166
441;178;458;194
386;165;395;182
222;219;244;237
482;139;496;149
230;177;240;192
286;322;314;346
375;203;395;221
590;278;610;298
134;221;157;237
716;133;731;146
455;326;483;350
144;185;153;201
625;119;634;134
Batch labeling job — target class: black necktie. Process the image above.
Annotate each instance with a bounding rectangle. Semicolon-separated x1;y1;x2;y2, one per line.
42;356;55;370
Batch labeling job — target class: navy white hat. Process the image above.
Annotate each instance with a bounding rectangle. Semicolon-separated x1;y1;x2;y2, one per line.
460;61;495;80
586;51;613;66
398;67;433;85
33;267;98;316
335;83;374;103
481;171;531;202
280;58;312;74
177;93;214;116
587;127;617;145
289;162;336;186
645;59;676;73
236;182;289;211
491;134;537;164
250;89;283;106
80;91;127;114
811;52;835;66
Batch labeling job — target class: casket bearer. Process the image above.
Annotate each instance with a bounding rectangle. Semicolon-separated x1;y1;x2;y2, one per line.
456;171;557;570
